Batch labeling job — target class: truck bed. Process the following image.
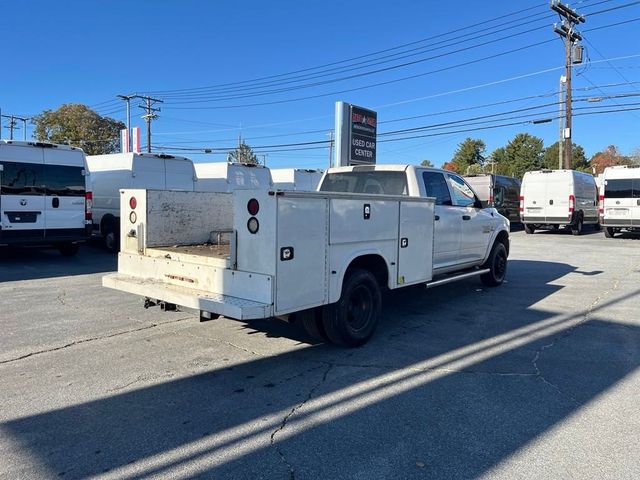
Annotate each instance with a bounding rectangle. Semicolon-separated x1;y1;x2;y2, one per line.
146;243;231;268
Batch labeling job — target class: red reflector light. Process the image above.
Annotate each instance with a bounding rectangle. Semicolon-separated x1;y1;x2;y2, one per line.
599;194;605;214
247;198;259;216
85;192;93;220
129;196;137;210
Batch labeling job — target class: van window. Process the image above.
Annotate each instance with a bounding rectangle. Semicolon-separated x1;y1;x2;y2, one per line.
447;174;476;207
44;165;85;196
0;161;44;195
605;179;632;198
320;171;407;195
422;171;452;205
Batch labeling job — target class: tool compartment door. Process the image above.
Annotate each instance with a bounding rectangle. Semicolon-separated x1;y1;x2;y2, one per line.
397;200;433;285
275;196;328;313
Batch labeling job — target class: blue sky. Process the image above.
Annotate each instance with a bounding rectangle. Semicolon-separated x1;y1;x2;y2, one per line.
1;0;639;168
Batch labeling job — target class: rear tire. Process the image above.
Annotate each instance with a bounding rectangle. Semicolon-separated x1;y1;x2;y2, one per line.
524;224;535;235
104;230;120;253
571;216;583;236
604;227;615;238
59;243;79;257
298;308;327;342
322;269;381;347
481;242;508;287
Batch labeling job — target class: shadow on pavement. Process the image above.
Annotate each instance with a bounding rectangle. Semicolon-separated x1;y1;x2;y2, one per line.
2;260;638;479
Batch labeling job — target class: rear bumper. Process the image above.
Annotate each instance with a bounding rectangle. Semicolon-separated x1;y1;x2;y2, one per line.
521;216;571;225
103;273;272;320
0;227;89;245
601;219;634;227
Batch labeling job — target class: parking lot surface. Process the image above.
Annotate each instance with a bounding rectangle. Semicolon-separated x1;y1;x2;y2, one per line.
1;229;639;479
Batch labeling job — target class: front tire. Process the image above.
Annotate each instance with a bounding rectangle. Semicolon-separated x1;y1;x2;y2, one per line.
322;269;381;347
481;242;508;287
524;224;535;234
604;226;615;238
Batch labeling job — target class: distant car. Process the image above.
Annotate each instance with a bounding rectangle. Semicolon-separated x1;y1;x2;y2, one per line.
599;165;640;238
464;173;521;224
520;169;599;236
0;140;91;255
86;152;197;251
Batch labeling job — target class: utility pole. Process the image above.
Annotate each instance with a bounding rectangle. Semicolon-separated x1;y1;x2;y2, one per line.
1;115;26;140
558;76;565;169
135;96;163;153
328;130;334;168
551;0;585;170
117;94;135;151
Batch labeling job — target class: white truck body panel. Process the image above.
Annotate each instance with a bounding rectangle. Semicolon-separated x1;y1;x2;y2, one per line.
86;153;196;236
521;170;598;226
194;162;273;193
105;188;435;318
0;140;88;245
601;165;640;228
271;168;323;191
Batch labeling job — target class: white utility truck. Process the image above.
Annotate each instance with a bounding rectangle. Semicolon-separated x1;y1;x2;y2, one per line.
86;153;197;251
194;162;273;193
520;169;599;235
103;165;509;347
0;140;91;255
271;168;323;191
599;165;640;238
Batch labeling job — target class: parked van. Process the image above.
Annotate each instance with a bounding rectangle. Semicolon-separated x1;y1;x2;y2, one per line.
464;173;521;223
0;140;90;255
271;168;323;191
599;165;640;238
194;162;273;192
520;169;599;235
86;152;196;251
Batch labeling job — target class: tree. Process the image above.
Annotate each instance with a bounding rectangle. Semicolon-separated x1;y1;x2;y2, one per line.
32;104;125;155
441;161;458;172
420;159;434;167
503;133;544;178
450;137;486;173
589;145;631;174
542;141;588;171
229;141;259;165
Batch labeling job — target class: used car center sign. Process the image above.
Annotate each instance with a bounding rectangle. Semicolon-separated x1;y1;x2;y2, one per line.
334;102;378;166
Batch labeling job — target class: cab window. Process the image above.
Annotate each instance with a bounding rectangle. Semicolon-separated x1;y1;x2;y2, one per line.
422;171;452;206
447;174;477;207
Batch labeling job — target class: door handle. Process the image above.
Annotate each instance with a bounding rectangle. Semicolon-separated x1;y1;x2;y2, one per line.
52;197;60;208
435;215;440;221
462;215;471;221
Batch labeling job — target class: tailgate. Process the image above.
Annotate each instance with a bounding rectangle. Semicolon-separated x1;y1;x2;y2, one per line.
103;273;271;320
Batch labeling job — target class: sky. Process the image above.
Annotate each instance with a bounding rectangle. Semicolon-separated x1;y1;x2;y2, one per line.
1;0;639;169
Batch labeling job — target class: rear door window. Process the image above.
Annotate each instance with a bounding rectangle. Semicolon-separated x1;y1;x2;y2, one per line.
0;161;44;195
44;165;85;196
422;171;452;206
320;171;407;195
605;179;633;198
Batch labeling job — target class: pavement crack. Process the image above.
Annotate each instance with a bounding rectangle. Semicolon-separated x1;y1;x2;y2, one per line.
0;316;192;365
270;362;333;480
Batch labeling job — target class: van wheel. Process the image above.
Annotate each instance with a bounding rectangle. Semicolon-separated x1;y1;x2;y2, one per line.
524;224;535;234
481;242;508;287
605;227;615;238
104;230;120;253
322;269;381;347
571;216;583;236
59;243;80;257
298;308;327;342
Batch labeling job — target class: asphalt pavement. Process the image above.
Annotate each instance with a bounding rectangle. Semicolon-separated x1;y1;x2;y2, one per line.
1;229;639;479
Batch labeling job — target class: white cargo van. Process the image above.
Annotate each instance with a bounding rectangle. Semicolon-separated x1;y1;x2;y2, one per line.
0;140;91;255
271;168;323;191
86;153;197;251
599;165;640;238
194;162;273;193
520;169;599;235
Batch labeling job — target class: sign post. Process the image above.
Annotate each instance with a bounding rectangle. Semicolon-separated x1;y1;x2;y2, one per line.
334;101;377;167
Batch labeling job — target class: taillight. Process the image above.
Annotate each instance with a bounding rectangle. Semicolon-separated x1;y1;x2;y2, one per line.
129;196;137;210
489;194;494;206
569;194;575;212
85;192;93;221
599;194;605;215
519;196;524;213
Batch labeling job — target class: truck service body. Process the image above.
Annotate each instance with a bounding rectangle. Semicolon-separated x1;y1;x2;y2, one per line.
86;152;197;251
520;169;599;235
194;162;273;193
599;165;640;237
104;164;509;346
0;140;91;255
270;168;323;191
